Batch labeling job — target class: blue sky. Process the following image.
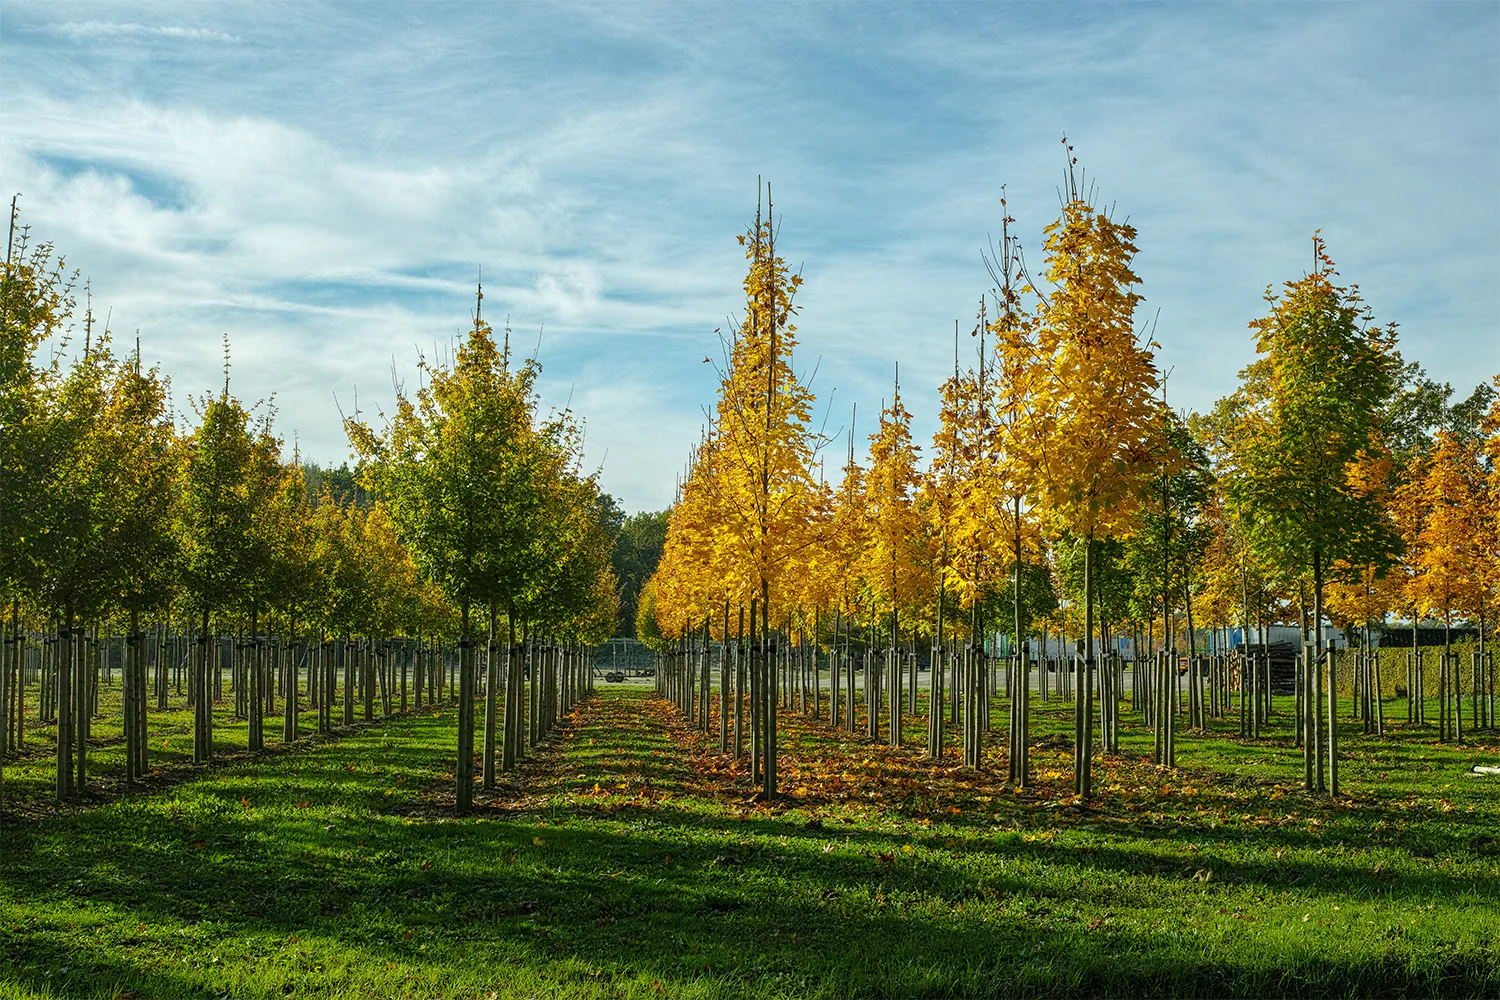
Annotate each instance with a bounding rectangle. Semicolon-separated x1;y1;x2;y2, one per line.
2;1;1497;513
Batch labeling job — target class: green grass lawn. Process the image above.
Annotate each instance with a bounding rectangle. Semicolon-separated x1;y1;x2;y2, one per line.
1;687;1497;998
0;696;341;814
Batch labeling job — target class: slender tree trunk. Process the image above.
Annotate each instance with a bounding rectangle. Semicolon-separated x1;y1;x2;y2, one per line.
504;616;522;770
888;606;901;747
341;635;354;727
195;607;212;765
284;625;299;743
1313;548;1336;795
484;605;499;788
1077;533;1095;800
762;581;776;801
56;611;74;798
735;605;745;760
702;616;712;733
534;638;546;746
750;598;760;785
846;617;857;735
831;604;841;734
1185;574;1199;734
720;602;730;752
1447;613;1461;742
248;609;263;752
1010;500;1028;786
1413;613;1423;726
456;599;474;815
931;552;947;759
127;607;146;781
0;598;10;768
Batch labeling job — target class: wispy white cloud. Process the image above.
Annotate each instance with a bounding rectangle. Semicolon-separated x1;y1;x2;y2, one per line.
0;1;1495;513
0;86;733;502
56;20;239;42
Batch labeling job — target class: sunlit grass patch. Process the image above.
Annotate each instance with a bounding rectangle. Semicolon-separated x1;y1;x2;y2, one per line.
1;688;1496;998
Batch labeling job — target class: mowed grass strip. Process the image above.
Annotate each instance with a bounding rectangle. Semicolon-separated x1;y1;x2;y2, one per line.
0;691;346;816
1;688;1497;999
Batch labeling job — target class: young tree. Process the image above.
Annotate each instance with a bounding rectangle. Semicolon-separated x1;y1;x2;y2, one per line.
180;375;261;765
237;418;298;750
267;461;319;742
308;491;372;730
94;345;180;779
935;316;1023;769
832;424;870;743
1123;411;1212;758
988;199;1049;785
349;299;553;813
1221;235;1402;794
1;210;77;742
34;317;118;795
691;190;820;801
1030;146;1167;801
858;377;928;748
1406;431;1488;740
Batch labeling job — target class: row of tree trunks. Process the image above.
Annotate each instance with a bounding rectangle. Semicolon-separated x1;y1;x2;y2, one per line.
0;614;456;801
456;623;591;813
651;600;1500;812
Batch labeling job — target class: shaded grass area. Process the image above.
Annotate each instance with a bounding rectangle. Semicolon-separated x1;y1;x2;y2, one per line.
1;689;1497;999
0;684;411;814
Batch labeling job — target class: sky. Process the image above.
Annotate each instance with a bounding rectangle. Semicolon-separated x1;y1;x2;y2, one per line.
2;1;1497;514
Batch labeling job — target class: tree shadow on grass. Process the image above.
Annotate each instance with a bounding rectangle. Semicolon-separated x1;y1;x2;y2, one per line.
0;706;452;821
0;931;220;1000
1;691;1496;998
2;811;1493;999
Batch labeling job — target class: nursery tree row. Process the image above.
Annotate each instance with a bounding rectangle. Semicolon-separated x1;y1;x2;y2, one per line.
645;149;1499;802
0;202;618;809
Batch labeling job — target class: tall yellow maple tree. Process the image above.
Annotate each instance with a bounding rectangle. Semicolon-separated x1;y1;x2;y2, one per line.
655;191;821;799
858;379;930;744
1029;148;1167;800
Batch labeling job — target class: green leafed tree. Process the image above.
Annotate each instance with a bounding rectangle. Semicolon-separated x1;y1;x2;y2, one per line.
35;312;138;796
613;509;669;639
1;206;77;634
180;366;262;765
1220;234;1403;795
93;344;181;779
348;299;552;813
